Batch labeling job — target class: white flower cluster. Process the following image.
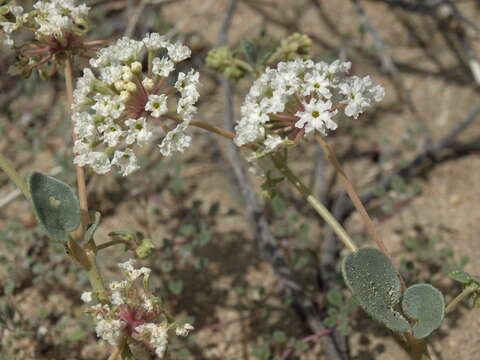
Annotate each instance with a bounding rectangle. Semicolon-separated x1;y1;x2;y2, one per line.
234;59;384;157
73;34;200;176
33;0;89;39
0;2;27;48
83;259;194;358
0;0;89;48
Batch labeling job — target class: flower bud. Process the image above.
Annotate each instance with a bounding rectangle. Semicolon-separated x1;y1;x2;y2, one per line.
124;82;137;92
142;77;154;91
131;61;142;73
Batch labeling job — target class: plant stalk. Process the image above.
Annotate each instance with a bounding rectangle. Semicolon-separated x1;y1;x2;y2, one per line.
445;284;479;314
63;57;107;300
404;333;431;360
271;153;357;252
315;134;390;256
64;57;91;231
0;153;30;200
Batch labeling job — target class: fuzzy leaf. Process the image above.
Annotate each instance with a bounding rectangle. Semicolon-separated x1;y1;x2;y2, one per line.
83;211;101;244
402;283;444;339
342;247;410;332
449;270;480;285
29;172;80;242
241;39;257;66
168;279;184;295
327;289;343;306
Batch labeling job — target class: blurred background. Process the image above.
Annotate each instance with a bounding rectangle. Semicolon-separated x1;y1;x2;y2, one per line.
1;0;480;359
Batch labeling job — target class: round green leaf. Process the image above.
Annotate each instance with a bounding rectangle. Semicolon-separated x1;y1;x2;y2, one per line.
402;284;444;339
28;172;80;242
342;247;410;333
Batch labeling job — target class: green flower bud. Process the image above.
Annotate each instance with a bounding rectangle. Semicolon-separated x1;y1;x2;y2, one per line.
136;238;155;259
267;33;312;65
206;46;233;71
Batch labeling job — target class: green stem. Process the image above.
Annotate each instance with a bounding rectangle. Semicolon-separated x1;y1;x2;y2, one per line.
445;284;479;314
234;58;257;76
0;153;30;200
315;135;390;256
86;249;108;302
271;154;358;252
404;333;431;360
63;57;108;303
97;239;129;251
108;336;126;360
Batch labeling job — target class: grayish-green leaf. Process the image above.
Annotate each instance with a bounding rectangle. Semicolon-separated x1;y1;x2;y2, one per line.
327;289;343;306
83;211;101;244
342;247;410;332
450;270;480;285
241;39;257;66
29;172;80;242
168;279;184;295
402;283;444;339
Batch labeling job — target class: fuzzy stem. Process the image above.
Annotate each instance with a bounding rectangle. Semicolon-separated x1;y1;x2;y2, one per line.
64;57;91;231
315;134;390;256
0;153;30;200
445;284;479;314
404;333;431;360
234;58;258;75
271;153;358;252
162;114;258;151
63;58;108;301
86;249;109;302
97;239;129;251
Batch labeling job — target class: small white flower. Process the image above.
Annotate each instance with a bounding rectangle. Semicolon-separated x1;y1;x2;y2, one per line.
109;280;128;291
110;291;125;306
143;32;167;50
137;323;169;358
100;64;123;85
166;41;191;62
111;149;139;177
175;323;194;337
125;117;153;145
264;135;283;153
145;94;168;118
158;122;191;157
95;319;125;345
142;295;154;312
152;57;175;78
295;99;338;135
81;291;93;303
101;122;123;147
139;267;152;277
339;75;385;119
118;259;136;272
90;152;111;174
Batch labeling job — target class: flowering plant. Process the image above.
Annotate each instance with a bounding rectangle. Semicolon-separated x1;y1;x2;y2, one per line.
73;34;199;176
1;2;477;359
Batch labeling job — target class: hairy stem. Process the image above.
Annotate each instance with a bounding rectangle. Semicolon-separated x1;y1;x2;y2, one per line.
163;114;257;151
404;333;431;360
97;239;129;251
64;57;91;231
445;284;479;313
64;57;107;300
271;153;357;252
315;134;390;255
0;153;30;200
